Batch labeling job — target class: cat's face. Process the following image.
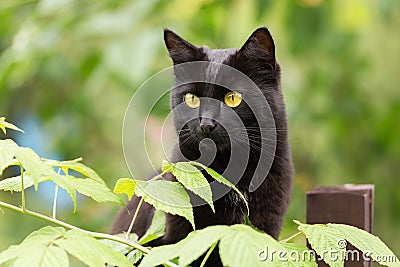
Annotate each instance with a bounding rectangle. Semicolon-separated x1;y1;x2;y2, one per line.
164;28;280;158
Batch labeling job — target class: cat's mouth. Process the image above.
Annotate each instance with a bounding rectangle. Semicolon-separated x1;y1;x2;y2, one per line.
178;123;231;150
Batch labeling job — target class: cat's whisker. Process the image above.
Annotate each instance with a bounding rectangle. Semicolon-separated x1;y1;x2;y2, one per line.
230;134;286;161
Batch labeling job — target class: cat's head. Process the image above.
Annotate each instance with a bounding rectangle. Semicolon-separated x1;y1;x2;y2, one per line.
164;27;281;162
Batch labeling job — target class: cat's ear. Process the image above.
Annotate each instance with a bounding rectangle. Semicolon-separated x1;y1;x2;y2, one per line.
164;29;202;64
239;27;276;69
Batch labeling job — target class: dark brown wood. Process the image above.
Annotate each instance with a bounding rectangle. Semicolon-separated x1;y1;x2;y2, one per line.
306;184;374;267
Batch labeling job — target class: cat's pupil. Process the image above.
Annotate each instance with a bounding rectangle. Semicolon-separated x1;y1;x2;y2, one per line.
231;95;234;101
192;95;195;102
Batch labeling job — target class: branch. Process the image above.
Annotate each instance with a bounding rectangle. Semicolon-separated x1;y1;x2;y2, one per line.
280;231;302;243
0;200;180;267
124;170;166;240
126;196;144;240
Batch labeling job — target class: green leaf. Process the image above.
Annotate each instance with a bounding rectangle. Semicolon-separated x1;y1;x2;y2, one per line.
14;244;69;267
0;117;24;135
177;226;226;266
139;225;227;267
328;224;400;267
127;249;144;265
114;178;136;200
101;233;138;255
71;177;123;205
140;224;301;267
189;161;249;215
279;242;317;267
0;139;18;175
139;242;181;267
48;173;78;211
54;229;132;267
135;180;195;230
219;224;283;267
43;158;106;185
0;226;66;265
48;174;124;211
171;161;214;212
0;139;122;210
138;209;166;245
13;146;53;189
161;160;174;173
0;174;37;192
296;221;345;267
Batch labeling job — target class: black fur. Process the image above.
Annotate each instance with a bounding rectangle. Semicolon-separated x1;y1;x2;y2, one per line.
111;27;294;266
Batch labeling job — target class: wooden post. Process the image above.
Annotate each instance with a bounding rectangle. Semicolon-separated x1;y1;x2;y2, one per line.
307;184;374;267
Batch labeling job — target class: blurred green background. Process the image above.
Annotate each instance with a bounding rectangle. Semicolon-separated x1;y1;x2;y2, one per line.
1;0;399;256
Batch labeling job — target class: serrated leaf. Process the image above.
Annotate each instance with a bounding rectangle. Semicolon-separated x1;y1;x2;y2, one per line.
44;158;106;185
177;226;227;266
114;178;136;200
161;160;174;173
139;242;181;267
140;224;300;267
279;242;317;267
328;224;400;267
138;210;165;245
49;174;124;211
219;224;283;267
171;162;214;212
13;146;53;190
0;226;66;265
0;174;37;192
14;244;69;267
101;233;138;255
72;177;123;205
127;249;144;265
48;173;78;211
0;117;24;134
297;222;345;267
139;225;227;267
189;161;249;215
0;139;18;175
135;180;195;230
54;229;132;267
0;140;122;210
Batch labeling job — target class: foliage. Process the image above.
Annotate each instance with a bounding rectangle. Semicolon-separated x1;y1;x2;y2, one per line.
0;118;399;267
0;138;122;211
0;226;132;267
0;117;24;135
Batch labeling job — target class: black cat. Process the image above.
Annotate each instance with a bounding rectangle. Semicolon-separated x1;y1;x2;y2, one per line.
111;27;294;266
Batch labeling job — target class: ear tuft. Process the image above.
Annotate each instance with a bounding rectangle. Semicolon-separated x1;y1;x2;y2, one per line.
240;27;276;69
163;29;202;64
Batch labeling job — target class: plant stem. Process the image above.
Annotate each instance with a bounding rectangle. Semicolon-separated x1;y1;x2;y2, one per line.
126;196;144;240
0;200;180;267
200;241;218;267
280;231;302;243
150;170;166;181
52;185;59;219
124;170;166;240
20;164;26;212
52;168;62;219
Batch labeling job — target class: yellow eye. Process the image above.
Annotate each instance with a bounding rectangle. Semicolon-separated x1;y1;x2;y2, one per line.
224;91;242;107
184;93;200;108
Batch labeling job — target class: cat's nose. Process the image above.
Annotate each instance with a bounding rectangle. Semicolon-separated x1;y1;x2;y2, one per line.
199;118;216;134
